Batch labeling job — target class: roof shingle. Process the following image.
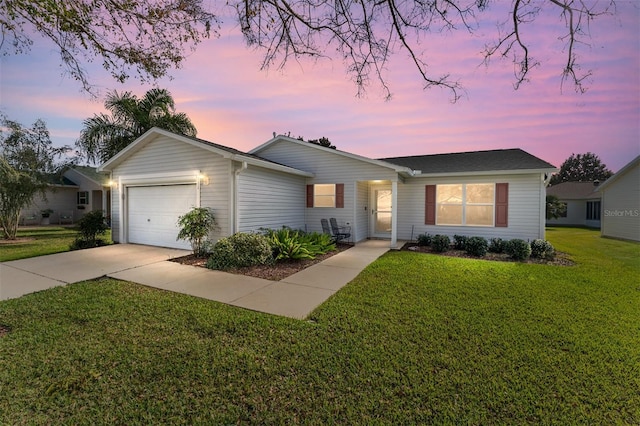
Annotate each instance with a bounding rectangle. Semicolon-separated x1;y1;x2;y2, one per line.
379;148;556;174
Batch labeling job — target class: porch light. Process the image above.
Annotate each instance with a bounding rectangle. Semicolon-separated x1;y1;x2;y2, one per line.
198;173;210;186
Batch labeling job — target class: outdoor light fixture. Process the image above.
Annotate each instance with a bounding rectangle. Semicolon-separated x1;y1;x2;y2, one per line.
198;174;210;186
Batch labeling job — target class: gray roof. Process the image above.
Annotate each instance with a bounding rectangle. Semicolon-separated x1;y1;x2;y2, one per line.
70;165;110;185
546;181;601;200
379;148;556;174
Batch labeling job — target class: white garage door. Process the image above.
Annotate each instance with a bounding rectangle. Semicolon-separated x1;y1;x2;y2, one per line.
127;184;197;249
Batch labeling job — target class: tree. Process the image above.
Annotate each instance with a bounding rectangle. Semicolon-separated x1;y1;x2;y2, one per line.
0;116;71;239
76;88;197;163
546;195;567;220
296;136;336;150
549;152;614;185
1;0;215;94
1;0;617;99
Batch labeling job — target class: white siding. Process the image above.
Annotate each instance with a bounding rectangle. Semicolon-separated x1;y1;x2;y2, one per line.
237;166;306;232
21;187;78;224
257;140;397;240
110;135;231;243
601;163;640;241
397;173;546;241
546;199;601;228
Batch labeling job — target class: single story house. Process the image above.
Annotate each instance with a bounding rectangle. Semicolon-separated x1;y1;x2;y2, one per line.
598;155;640;242
546;181;602;228
98;128;557;250
20;166;111;225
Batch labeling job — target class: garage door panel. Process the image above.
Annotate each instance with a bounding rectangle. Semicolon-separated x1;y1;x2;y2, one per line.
127;185;196;249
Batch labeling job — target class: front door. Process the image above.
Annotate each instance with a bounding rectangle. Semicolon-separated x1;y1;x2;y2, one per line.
370;185;392;238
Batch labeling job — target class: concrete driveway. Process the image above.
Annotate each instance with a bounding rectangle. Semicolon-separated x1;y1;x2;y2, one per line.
1;241;392;319
0;244;189;301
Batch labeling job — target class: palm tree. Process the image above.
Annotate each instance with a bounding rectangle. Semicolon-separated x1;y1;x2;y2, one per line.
76;88;197;163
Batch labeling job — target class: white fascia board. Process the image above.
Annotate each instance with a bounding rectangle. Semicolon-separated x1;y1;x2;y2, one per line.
232;155;315;177
412;168;558;178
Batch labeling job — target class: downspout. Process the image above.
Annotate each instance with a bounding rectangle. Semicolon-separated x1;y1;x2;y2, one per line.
233;161;248;234
540;173;548;239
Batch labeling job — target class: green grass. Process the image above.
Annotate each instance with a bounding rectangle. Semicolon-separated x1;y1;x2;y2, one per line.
0;228;638;424
0;227;112;261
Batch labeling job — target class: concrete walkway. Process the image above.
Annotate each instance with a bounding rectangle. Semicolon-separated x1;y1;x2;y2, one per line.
1;240;392;319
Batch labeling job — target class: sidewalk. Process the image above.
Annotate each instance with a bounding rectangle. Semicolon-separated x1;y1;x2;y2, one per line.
110;240;393;319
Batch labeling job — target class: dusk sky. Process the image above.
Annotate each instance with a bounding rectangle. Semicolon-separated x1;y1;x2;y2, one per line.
0;1;638;172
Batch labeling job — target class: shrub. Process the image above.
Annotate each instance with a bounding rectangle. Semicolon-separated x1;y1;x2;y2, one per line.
207;233;273;270
465;236;488;257
453;235;468;250
506;239;531;261
70;210;109;250
531;239;556;260
177;207;217;257
488;238;506;253
263;227;336;261
416;233;432;246
431;234;450;253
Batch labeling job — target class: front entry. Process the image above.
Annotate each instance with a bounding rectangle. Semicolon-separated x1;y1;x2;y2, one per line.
370;185;392;238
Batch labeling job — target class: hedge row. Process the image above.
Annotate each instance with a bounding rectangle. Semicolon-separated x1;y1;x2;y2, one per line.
416;233;555;261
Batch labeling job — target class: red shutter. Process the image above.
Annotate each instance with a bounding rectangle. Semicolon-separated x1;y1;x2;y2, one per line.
425;185;436;225
495;183;509;227
336;183;344;208
306;185;314;208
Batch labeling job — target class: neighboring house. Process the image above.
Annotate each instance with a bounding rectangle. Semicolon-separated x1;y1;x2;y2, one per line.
98;128;557;250
597;156;640;242
546;181;602;228
20;166;111;225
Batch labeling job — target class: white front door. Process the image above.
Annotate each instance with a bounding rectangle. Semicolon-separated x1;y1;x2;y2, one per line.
370;185;392;238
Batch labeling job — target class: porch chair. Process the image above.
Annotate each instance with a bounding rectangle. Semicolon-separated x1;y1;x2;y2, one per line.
329;217;351;244
59;210;74;225
321;219;333;238
20;211;39;226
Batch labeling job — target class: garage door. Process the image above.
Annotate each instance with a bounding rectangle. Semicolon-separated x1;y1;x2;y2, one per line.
127;184;196;249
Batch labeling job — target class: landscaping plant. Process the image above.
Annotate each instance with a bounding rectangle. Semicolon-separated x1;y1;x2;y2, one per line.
70;210;109;249
431;234;450;253
206;232;273;270
505;238;531;260
177;207;217;257
530;239;556;260
488;237;506;253
453;234;468;250
465;236;489;257
416;233;432;246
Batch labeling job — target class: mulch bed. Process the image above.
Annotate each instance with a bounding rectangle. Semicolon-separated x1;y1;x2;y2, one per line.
401;243;575;266
170;243;353;281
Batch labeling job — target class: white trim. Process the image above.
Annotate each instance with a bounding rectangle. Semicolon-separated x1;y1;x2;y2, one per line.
99;127;313;178
414;168;557;178
597;155;640;192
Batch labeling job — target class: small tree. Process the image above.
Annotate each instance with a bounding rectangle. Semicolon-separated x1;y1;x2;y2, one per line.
70;210;109;249
546;195;567;220
177;207;217;256
550;153;614;185
0;116;71;239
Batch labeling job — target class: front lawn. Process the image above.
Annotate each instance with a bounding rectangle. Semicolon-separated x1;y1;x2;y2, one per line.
0;228;638;423
0;227;112;262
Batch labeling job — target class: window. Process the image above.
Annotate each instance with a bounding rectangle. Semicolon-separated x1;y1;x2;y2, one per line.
314;184;336;207
435;183;495;226
77;191;89;205
306;184;344;208
586;201;601;221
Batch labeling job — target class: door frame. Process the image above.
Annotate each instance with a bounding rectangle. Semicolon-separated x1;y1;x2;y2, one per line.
369;183;393;239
